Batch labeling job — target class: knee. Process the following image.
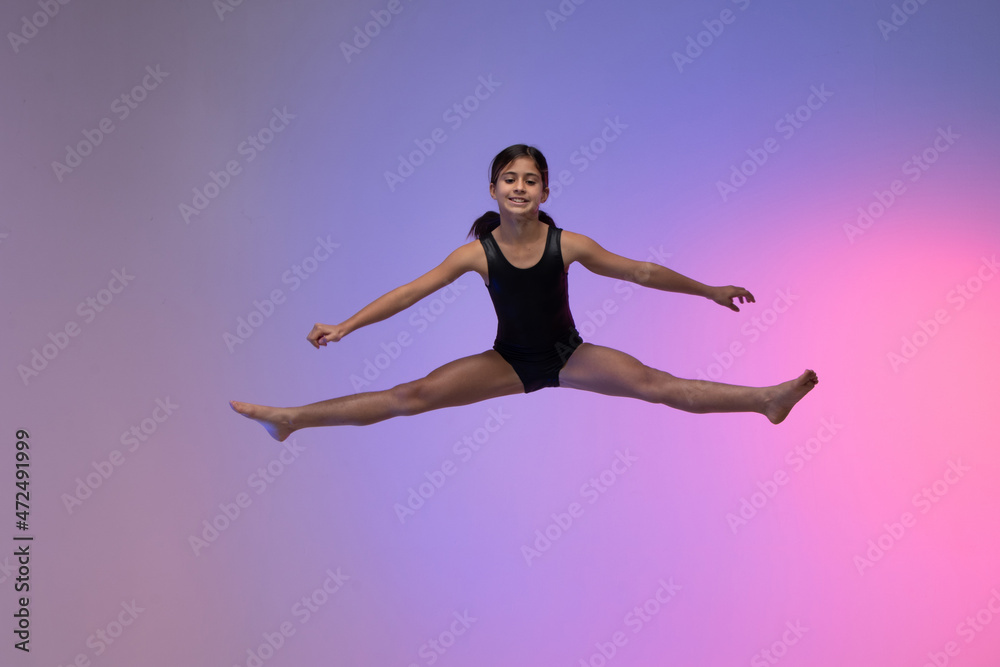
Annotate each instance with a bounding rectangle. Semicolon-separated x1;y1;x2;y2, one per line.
388;380;430;416
635;366;666;402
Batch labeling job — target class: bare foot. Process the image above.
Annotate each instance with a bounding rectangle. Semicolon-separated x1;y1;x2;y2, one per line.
230;401;295;442
763;370;818;425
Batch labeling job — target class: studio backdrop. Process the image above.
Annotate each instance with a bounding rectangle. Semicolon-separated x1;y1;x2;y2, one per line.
3;0;999;665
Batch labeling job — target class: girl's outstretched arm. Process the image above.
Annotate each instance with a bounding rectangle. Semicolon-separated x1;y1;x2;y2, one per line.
561;231;755;312
307;241;485;348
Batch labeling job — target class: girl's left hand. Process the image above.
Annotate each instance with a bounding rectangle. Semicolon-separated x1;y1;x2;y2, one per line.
711;285;755;312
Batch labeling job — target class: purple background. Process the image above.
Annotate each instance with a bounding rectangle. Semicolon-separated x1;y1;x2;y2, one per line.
3;1;1000;665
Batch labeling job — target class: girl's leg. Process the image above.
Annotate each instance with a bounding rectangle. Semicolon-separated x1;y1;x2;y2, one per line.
231;350;524;441
558;343;817;424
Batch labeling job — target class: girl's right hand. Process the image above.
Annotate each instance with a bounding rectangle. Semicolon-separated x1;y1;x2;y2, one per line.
307;323;347;348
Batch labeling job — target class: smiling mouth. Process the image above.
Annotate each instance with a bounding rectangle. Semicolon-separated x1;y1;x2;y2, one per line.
509;198;529;203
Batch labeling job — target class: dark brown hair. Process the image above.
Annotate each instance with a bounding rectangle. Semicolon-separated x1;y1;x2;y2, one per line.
468;144;556;239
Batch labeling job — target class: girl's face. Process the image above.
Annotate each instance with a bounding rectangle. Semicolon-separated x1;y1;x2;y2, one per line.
490;156;548;217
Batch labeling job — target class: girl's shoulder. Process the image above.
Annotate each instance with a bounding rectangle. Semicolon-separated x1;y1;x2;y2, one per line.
558;228;593;249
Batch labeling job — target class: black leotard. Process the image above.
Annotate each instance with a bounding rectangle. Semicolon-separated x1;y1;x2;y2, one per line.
480;224;583;392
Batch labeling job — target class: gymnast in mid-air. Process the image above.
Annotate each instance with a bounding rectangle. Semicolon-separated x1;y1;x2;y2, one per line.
231;144;817;441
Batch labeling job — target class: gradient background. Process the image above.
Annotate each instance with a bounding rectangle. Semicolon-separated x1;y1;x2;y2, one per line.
4;1;1000;665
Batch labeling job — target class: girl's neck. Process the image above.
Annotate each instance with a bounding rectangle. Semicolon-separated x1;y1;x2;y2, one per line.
495;212;544;243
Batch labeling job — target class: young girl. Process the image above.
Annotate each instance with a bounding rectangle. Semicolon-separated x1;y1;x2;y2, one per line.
231;144;817;442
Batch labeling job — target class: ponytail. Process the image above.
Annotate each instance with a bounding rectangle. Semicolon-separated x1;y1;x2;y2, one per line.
468;211;499;240
467;210;557;240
